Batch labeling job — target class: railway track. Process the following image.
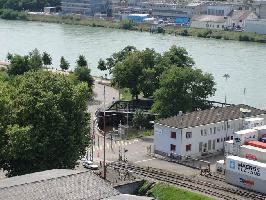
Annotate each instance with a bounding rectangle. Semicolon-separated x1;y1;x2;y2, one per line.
108;162;266;200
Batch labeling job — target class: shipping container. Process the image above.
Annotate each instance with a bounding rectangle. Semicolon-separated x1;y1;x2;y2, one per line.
244;118;264;129
246;141;266;149
225;170;266;194
225;155;266;180
234;129;258;145
216;160;225;174
240;145;266;163
255;125;266;139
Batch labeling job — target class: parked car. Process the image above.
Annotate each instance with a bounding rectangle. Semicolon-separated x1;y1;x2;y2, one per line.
82;160;99;170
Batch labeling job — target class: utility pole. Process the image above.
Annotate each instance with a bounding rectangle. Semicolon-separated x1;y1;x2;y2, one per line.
103;84;107;179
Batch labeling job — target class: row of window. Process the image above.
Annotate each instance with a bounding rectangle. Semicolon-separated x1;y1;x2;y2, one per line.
170;144;192;152
170;131;192;139
206;24;224;29
200;124;231;136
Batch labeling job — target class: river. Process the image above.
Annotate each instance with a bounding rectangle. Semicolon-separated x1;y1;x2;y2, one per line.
0;19;266;108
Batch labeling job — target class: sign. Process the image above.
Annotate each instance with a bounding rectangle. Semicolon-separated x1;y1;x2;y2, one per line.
239;178;254;187
155;127;162;135
227;157;266;180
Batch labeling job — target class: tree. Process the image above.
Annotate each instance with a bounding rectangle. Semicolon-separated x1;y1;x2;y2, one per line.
74;65;94;91
7;54;29;76
0;70;91;177
152;66;216;118
60;56;70;71
112;53;143;99
28;48;43;70
133;109;148;130
160;45;195;69
97;45;137;74
7;49;44;76
76;55;87;67
42;52;52;67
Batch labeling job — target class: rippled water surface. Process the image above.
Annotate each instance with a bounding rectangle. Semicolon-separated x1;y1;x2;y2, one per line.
0;19;266;107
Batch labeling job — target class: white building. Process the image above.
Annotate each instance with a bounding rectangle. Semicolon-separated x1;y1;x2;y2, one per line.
227;10;258;28
191;15;226;30
245;18;266;34
154;104;266;158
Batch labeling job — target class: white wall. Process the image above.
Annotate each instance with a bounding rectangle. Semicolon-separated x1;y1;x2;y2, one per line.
245;19;266;34
191;21;225;30
154;124;181;155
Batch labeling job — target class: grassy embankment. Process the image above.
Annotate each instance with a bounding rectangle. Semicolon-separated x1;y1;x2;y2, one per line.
138;181;214;200
0;8;265;43
26;13;266;43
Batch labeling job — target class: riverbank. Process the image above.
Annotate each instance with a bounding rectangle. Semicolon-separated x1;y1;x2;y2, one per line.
25;13;266;43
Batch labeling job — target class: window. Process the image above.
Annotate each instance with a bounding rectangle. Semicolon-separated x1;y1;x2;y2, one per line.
231;136;234;140
170;144;176;151
208;140;212;150
186;144;192;151
214;127;216;134
213;140;215;150
204;129;207;136
217;25;219;28
210;128;212;134
171;132;176;139
186;132;192;138
217;138;220;143
201;130;203;136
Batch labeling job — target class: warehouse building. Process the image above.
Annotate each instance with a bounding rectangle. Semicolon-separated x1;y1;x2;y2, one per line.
154;104;266;158
61;0;107;16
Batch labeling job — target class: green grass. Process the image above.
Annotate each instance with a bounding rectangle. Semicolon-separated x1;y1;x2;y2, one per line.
146;182;214;200
121;88;132;100
123;128;153;140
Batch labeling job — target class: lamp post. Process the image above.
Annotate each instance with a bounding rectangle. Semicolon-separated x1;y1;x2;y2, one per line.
103;84;106;179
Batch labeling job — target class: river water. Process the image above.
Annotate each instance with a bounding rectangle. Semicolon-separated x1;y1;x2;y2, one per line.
0;19;266;108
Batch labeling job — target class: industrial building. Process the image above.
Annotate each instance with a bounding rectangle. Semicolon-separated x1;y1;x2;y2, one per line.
153;104;266;158
61;0;107;16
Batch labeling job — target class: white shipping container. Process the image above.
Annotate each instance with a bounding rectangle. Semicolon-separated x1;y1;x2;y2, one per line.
255;125;266;139
224;140;234;155
244;118;264;129
234;129;258;145
240;145;266;163
226;155;266;180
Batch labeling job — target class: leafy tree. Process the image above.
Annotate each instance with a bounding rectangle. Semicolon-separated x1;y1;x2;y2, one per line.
160;45;195;69
112;53;143;99
60;56;70;71
42;52;52;67
6;52;13;60
74;65;94;91
28;48;43;70
76;55;87;67
0;70;91;176
97;46;137;74
152;67;216;118
7;54;29;76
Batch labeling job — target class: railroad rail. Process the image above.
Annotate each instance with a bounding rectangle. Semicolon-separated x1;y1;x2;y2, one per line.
108;162;266;200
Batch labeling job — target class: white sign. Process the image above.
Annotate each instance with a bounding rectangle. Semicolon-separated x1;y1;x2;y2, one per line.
226;156;266;180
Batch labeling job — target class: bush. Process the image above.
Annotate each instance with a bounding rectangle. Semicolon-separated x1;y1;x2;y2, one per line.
239;35;250;41
120;20;136;30
180;29;189;36
0;9;26;20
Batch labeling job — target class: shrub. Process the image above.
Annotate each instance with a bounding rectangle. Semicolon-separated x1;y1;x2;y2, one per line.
180;29;189;36
239;35;250;41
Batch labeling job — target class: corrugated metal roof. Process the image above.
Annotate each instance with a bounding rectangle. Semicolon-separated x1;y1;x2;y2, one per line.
156;104;266;129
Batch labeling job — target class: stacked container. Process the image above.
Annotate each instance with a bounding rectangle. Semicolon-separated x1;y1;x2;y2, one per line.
225;155;266;194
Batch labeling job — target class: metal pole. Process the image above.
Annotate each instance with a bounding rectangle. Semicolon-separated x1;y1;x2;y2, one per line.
91;119;95;162
103;85;106;179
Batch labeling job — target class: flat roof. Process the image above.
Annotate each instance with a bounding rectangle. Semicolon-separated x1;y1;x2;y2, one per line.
245;117;264;122
241;145;266;152
235;129;257;135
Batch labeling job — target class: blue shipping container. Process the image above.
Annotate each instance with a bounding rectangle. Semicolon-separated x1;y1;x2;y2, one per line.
175;17;190;25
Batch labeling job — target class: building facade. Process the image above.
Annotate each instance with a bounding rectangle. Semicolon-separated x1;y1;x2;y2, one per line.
61;0;107;16
191;15;226;30
154;105;266;158
245;18;266;34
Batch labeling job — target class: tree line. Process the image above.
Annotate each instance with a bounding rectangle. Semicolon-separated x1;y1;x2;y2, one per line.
0;49;93;177
0;0;60;11
98;45;216;118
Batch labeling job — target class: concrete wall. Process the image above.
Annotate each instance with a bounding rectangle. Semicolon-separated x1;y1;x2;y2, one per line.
114;180;144;194
245;19;266;34
191;21;225;30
